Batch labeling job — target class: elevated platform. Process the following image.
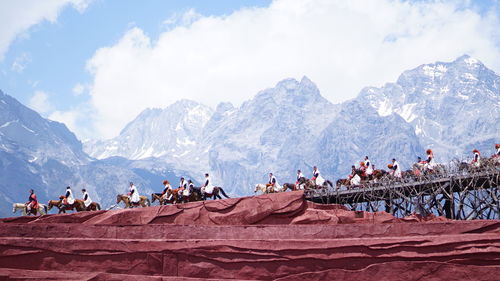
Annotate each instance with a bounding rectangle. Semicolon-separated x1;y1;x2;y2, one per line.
306;168;500;219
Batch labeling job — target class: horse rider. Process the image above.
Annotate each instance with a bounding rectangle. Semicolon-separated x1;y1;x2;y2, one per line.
388;158;402;178
348;165;357;180
128;182;140;205
363;156;373;178
183;179;193;198
26;189;38;213
296;170;306;190
178;177;187;201
63;186;75;207
161;180;172;201
267;172;281;192
471;149;481;167
424;149;434;170
348;165;361;185
495;144;500;157
202;173;215;195
312;166;325;186
81;188;92;209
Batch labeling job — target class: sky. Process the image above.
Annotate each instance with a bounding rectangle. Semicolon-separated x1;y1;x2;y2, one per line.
0;0;499;140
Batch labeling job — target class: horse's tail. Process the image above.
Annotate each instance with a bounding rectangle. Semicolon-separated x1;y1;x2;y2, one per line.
325;180;333;187
96;203;101;210
219;187;230;198
146;198;151;207
43;204;48;215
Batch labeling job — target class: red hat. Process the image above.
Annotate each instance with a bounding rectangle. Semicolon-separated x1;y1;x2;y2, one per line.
496;144;500;148
162;180;169;185
387;164;393;169
473;149;479;153
426;149;432;154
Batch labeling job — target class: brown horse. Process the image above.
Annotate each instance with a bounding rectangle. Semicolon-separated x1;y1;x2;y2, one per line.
85;202;101;211
151;192;167;205
116;194;150;208
336;178;351;189
298;177;332;190
47;197;85;214
282;183;297;192
202;186;230;200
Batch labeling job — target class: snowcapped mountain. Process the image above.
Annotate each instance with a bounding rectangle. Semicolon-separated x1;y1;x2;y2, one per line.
84;99;213;177
315;100;424;178
84;56;498;197
0;90;186;217
358;55;499;161
206;77;339;194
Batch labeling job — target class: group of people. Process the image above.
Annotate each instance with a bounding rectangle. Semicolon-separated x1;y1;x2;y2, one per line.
24;145;499;211
25;186;93;213
128;173;216;204
265;144;500;190
266;166;327;191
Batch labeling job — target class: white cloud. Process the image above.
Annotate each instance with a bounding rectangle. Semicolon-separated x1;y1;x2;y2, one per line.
49;105;93;139
72;83;86;96
78;0;500;140
0;0;92;61
11;52;31;73
29;91;53;114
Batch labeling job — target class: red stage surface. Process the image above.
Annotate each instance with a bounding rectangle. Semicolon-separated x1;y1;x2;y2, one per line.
0;191;499;280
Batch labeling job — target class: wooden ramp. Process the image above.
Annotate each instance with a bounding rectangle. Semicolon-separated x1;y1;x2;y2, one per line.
306;164;500;219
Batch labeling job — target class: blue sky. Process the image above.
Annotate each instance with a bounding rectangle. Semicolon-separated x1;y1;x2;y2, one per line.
0;0;271;116
0;0;499;140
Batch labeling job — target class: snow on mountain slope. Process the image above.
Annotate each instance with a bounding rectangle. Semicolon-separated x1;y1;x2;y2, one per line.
358;55;499;160
83;55;499;197
206;76;340;195
0;90;184;217
84;99;213;176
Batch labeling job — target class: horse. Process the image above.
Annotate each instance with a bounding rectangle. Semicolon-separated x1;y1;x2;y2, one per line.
298;177;333;190
179;188;202;203
48;197;85;214
282;183;297;192
12;203;48;216
151;192;166;205
202;186;230;200
254;184;271;194
372;169;388;181
336;178;351;189
116;194;150;208
85;202;101;211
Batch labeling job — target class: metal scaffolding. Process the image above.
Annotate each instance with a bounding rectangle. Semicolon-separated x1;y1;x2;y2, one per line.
305;159;500;219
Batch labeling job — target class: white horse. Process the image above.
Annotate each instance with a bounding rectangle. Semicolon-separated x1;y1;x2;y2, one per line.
12;203;48;216
254;183;271;194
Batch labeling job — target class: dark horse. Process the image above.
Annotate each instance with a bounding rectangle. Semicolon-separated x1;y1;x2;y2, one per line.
202;186;230;200
298;177;333;189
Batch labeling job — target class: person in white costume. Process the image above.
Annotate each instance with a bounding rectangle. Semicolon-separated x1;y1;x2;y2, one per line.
183;180;193;197
471;149;481;168
312;166;325;186
267;173;281;193
128;182;140;204
81;188;92;208
202;173;215;194
364;156;373;177
424;149;435;171
161;180;172;201
63;186;75;206
296;170;306;190
389;159;402;178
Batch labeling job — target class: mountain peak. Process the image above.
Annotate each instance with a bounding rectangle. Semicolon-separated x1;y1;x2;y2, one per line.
453;54;482;66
